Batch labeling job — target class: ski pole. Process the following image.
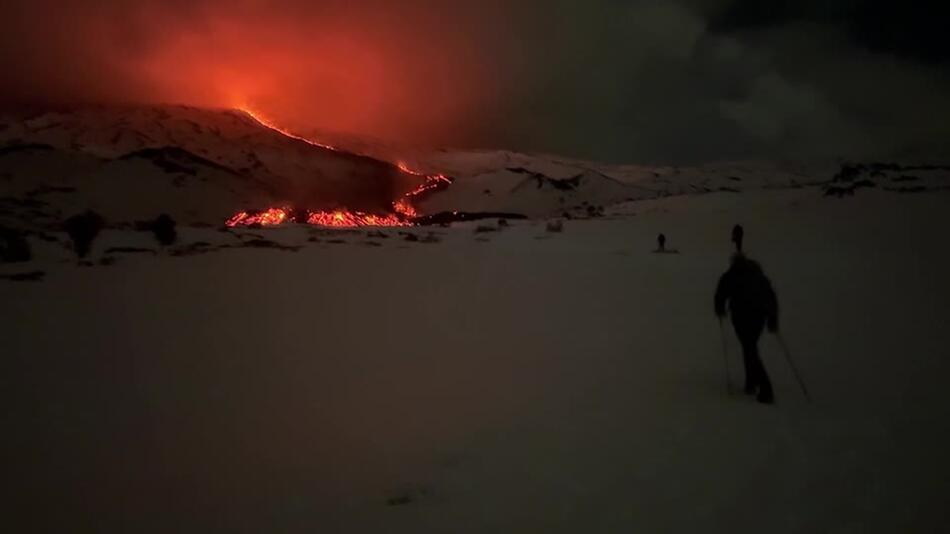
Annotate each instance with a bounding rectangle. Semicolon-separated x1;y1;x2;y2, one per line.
718;318;732;394
775;333;812;402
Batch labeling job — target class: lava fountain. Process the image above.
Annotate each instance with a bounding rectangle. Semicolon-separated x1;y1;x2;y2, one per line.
226;108;451;228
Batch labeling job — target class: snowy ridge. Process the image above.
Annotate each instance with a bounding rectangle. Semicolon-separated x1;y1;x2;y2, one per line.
0;105;422;226
2;104;945;229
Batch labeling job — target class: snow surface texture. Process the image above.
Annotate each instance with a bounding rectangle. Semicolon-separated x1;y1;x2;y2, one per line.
3;187;949;533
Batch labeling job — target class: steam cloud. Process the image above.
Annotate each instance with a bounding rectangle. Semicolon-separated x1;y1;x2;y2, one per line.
2;0;949;163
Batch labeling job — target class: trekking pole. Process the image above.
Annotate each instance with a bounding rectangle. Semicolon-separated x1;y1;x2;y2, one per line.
718;318;732;394
775;333;812;402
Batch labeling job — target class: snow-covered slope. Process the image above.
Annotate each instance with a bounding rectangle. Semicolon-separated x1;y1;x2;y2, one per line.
420;167;650;217
302;130;838;194
3;187;949;532
0;106;419;225
0;143;277;226
299;129;847;214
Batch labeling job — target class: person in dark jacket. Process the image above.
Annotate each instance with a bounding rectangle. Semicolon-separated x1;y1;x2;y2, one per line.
0;225;31;263
732;224;744;253
715;254;779;404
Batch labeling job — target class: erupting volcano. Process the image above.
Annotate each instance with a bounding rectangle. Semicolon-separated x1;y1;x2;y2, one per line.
225;108;452;228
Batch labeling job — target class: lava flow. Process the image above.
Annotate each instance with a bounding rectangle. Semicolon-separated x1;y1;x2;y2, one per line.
226;208;411;228
239;107;336;151
392;164;452;218
306;210;408;227
225;207;289;227
227;108;451;228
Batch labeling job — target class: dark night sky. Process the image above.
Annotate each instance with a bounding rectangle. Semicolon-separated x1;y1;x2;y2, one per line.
1;0;948;163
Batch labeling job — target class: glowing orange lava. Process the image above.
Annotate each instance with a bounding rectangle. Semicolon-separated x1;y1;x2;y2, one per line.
239;107;336;150
306;210;410;227
225;207;290;227
391;198;419;218
397;161;424;176
393;161;452;218
225;108;453;228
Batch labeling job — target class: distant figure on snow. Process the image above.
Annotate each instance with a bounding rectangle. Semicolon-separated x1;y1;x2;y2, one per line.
0;225;31;263
64;210;105;259
715;254;779;404
732;224;744;253
151;214;177;247
653;233;679;254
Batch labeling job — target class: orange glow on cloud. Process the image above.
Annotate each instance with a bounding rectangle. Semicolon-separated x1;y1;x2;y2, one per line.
118;7;486;145
0;2;506;150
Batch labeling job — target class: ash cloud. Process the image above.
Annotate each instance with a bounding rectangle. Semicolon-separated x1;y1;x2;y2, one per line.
1;0;949;163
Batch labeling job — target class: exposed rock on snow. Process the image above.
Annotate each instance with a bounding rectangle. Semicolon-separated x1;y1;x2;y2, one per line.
824;161;950;197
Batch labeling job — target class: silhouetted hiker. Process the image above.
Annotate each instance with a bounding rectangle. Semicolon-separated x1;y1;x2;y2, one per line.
732;225;744;253
151;214;177;246
657;233;667;252
715;254;779;404
64;211;105;259
0;225;31;263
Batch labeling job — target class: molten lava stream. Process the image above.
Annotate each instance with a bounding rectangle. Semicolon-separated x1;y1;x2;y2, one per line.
239;107;337;151
225;207;289;227
222;165;453;228
306;210;410;227
227;108;454;228
224;207;411;228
